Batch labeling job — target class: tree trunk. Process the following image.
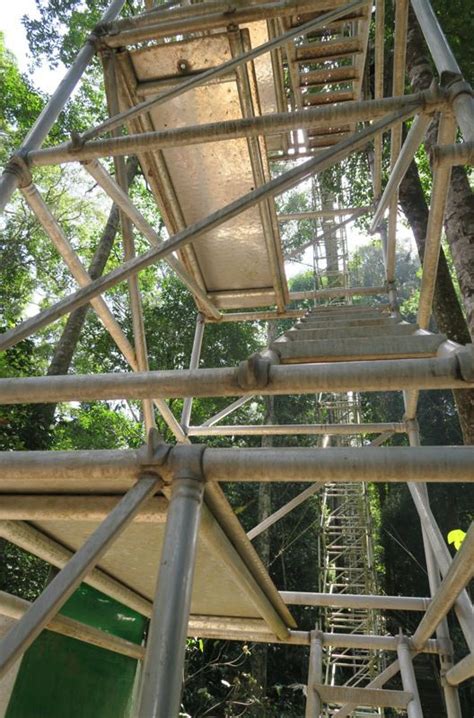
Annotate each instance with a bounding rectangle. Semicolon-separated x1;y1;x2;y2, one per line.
405;8;474;339
399;160;474;443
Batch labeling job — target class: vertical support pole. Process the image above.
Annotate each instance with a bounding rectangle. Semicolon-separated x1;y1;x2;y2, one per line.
397;637;424;718
404;418;462;718
181;313;205;429
305;630;323;718
137;447;206;718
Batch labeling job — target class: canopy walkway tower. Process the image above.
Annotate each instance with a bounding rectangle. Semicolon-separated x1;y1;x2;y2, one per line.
0;0;473;716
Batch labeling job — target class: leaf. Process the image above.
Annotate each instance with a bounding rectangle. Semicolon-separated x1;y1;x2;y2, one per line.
447;529;466;551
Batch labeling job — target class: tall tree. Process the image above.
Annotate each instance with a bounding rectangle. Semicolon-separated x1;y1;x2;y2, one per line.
405;7;474;339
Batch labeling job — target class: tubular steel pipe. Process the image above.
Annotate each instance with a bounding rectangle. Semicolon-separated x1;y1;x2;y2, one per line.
0;474;160;678
0;591;145;661
289;285;386;301
433;142;474;166
188;422;407;437
305;631;323;718
333;659;401;717
20;181;186;443
278;207;373;222
405;409;462;718
370;113;432;232
445;653;474;686
84;0;369;140
108;0;341;29
0;495;167;522
181;313;205;428
286;209;368;259
208;309;306;322
101;1;365;47
201;395;254;427
27;96;430;167
204;447;474;483
0;520;153;616
0;0;127;212
280;592;430;612
0;109;412;352
1;447;474;485
248;483;323;540
83;159;221;320
397;638;424;718
178;628;440;652
408;484;474;652
412;523;474;651
137;473;205;718
0;354;472;405
410;0;474;142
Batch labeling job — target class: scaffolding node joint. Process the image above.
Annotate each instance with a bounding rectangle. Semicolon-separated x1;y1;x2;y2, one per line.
456;343;474;382
237;352;274;390
167;444;207;486
138;427;172;474
3;153;32;188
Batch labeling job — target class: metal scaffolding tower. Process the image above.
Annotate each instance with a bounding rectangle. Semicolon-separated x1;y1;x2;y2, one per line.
0;0;473;715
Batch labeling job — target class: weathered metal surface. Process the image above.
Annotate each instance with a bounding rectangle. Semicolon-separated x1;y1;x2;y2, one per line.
123;29;287;309
30;520;271;620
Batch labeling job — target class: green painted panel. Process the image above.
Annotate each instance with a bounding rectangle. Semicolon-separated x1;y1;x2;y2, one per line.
6;585;147;718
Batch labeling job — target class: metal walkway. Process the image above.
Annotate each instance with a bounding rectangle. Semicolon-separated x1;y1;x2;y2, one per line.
0;0;473;716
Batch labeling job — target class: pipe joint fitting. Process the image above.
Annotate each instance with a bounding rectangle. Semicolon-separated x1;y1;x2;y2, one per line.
310;629;324;643
138;428;172;475
455;344;474;382
441;71;474;104
422;82;450;112
404;418;420;434
167;444;206;485
70;132;86;153
436;637;454;660
4;153;32;188
237;352;273;390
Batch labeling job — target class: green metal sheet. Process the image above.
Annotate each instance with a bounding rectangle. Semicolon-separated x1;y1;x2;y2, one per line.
6;586;146;718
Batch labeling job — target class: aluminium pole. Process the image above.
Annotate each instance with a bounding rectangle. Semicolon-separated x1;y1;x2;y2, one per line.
20;182;186;443
83;159;221;319
80;0;369;141
412;523;474;650
0;0;127;212
0;473;160;678
28;95;431;167
137;456;206;718
405;417;462;718
0;107;420;352
305;630;323;718
181;313;205;429
397;637;424;718
410;0;474;142
445;654;474;686
370;112;432;231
